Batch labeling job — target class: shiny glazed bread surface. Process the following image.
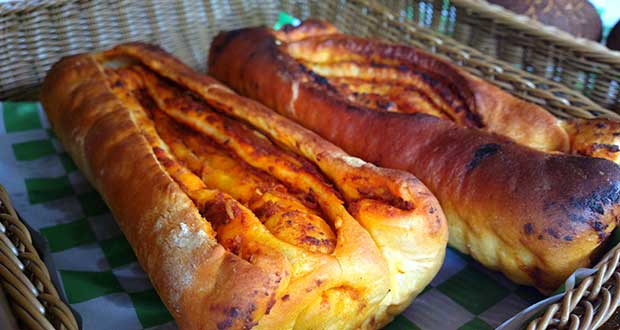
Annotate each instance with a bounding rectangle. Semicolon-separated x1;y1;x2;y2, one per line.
208;20;620;293
40;43;448;330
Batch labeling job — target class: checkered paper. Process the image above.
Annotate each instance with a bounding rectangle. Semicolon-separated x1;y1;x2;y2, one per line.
0;101;546;329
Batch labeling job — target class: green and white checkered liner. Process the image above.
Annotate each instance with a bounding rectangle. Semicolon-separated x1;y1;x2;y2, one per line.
0;101;545;329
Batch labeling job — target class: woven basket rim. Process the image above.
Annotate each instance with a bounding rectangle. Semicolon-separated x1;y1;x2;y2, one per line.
0;185;79;330
0;0;72;13
526;241;620;330
0;0;615;120
453;0;620;64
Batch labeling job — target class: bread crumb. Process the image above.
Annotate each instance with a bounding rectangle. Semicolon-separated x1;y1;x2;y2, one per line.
342;155;366;168
289;82;299;116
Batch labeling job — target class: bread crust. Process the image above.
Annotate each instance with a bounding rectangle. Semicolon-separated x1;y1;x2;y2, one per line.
208;22;620;292
41;43;447;329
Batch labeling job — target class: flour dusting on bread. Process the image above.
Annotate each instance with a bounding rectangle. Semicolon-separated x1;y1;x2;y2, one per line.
173;222;208;249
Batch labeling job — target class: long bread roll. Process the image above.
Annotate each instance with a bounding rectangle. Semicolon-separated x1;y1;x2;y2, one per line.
208;20;620;293
41;43;447;330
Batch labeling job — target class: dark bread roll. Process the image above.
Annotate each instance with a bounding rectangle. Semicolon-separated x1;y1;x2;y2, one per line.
607;20;620;50
488;0;602;41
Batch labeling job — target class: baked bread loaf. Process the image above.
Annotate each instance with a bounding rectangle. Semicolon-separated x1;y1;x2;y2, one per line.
213;21;620;166
41;43;448;330
208;20;620;293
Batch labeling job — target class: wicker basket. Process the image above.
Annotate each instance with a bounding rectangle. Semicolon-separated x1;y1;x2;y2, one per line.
380;0;620;113
0;0;618;121
496;240;620;330
0;185;79;330
518;242;620;330
1;0;620;329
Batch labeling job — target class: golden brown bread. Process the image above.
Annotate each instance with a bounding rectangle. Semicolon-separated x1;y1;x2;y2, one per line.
212;20;620;165
40;43;448;330
208;20;620;293
561;118;620;164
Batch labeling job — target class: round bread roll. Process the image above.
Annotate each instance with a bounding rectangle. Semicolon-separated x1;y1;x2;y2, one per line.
607;20;620;50
488;0;602;41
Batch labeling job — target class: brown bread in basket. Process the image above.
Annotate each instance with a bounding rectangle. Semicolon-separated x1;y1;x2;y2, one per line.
40;42;448;330
208;19;620;293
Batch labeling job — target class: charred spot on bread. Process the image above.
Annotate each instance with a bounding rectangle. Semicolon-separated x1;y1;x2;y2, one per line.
215;303;259;330
545;228;561;240
524;223;534;235
210;29;244;57
592;143;620;153
465;143;501;172
569;181;620;216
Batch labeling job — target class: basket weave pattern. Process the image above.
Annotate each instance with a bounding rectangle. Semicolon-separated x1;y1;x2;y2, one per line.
527;246;620;330
0;185;78;330
0;0;618;121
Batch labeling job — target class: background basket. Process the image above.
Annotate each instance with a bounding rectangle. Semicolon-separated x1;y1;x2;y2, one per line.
380;0;620;113
1;0;620;329
0;0;618;121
